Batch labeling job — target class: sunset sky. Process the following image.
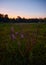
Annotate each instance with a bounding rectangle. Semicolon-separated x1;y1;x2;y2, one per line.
0;0;46;18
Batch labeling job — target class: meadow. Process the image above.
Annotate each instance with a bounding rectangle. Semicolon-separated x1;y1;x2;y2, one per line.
0;23;46;65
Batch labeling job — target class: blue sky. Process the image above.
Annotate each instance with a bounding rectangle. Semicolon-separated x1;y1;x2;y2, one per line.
0;0;46;18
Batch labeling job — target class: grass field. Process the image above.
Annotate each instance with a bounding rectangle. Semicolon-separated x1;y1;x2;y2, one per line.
0;23;46;65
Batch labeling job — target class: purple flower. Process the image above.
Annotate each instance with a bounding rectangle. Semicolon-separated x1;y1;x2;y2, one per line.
21;34;24;38
15;32;18;35
11;34;16;40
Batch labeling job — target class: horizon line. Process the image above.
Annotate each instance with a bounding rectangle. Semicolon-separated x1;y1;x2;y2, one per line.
0;13;46;19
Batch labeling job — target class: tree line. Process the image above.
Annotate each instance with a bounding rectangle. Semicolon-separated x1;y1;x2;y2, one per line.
0;13;46;23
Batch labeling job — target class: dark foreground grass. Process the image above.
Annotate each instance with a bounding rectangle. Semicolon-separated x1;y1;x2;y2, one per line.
0;23;46;65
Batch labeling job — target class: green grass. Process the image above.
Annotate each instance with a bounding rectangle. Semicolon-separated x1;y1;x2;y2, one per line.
0;23;46;65
0;23;46;52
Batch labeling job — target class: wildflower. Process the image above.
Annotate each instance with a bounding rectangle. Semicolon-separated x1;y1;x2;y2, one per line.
15;32;18;35
20;33;24;38
11;33;16;40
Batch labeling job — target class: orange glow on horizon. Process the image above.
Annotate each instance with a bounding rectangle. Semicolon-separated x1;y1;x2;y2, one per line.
8;14;46;19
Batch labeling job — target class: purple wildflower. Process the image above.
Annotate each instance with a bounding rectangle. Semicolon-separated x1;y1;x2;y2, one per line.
11;34;16;40
21;34;24;38
15;32;18;35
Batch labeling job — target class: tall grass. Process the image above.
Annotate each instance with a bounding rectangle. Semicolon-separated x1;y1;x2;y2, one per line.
0;23;46;65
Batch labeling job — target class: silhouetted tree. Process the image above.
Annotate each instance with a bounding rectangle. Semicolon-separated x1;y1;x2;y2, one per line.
0;13;46;23
5;14;8;18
